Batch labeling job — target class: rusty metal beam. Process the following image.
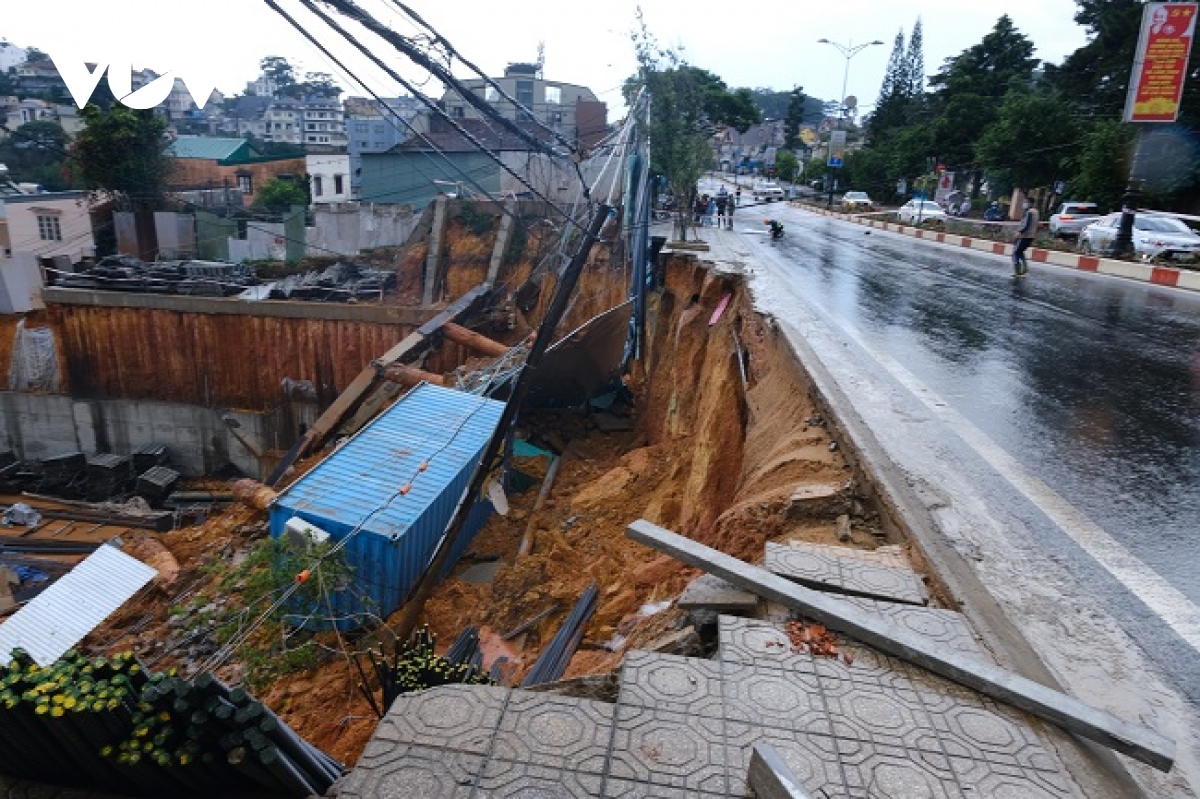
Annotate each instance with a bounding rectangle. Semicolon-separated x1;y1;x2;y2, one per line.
265;284;492;486
441;322;509;358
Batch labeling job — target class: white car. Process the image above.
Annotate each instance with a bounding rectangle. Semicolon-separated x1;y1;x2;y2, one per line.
1048;201;1101;239
753;182;785;202
897;200;947;225
1078;212;1200;261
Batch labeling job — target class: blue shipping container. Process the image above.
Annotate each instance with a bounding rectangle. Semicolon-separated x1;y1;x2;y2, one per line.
268;383;505;629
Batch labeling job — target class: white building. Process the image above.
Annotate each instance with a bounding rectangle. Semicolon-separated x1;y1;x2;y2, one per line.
301;97;347;149
0;42;27;73
306;154;352;204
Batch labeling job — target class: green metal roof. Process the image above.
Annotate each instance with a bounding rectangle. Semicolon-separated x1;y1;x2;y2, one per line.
167;136;256;161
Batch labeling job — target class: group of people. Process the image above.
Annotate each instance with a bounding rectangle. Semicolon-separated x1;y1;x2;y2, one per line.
693;186;738;229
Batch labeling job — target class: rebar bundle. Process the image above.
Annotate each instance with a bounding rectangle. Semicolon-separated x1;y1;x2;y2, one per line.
0;649;343;797
521;582;599;687
356;625;493;717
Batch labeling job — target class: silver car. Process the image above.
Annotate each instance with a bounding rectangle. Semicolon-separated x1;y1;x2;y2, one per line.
1078;213;1200;261
1048;202;1101;239
897;200;947;225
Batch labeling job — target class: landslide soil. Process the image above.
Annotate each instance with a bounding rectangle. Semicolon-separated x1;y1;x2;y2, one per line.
88;256;874;766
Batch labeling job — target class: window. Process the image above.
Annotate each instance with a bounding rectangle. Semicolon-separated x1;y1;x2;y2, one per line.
334;174;344;195
237;174;252;194
313;176;323;197
360;140;369;148
485;86;499;102
516;79;534;107
545;86;561;105
451;105;465;118
37;215;62;241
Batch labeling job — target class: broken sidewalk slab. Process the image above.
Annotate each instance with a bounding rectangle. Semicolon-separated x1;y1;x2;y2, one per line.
0;543;156;665
836;595;986;659
679;573;759;613
785;482;850;519
764;540;929;606
626;518;1176;772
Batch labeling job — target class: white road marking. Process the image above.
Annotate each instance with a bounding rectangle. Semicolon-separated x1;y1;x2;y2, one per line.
776;271;1200;655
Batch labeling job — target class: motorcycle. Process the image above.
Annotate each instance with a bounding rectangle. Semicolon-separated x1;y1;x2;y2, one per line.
764;219;785;239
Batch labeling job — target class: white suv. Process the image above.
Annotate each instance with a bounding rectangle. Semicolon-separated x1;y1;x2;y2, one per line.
753;182;785;202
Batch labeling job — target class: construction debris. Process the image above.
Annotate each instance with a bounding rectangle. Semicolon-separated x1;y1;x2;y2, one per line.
55;256;259;297
521;583;599;687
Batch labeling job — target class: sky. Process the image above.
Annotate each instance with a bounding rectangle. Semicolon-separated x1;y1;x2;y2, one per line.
2;0;1093;115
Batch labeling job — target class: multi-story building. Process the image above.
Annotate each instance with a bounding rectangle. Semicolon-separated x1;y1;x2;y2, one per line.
345;95;423;197
300;96;347;150
0;42;27;73
438;63;607;151
262;98;301;145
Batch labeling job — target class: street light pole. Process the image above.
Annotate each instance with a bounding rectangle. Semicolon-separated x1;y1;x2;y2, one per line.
817;38;884;209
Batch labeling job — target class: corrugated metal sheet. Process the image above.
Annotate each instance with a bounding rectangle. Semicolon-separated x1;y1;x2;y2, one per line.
0;544;157;666
269;383;505;627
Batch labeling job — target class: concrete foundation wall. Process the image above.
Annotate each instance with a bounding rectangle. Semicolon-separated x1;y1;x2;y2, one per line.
0;391;318;479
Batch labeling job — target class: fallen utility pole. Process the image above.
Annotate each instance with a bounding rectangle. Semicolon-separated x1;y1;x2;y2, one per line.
626;519;1176;772
392;205;613;644
441;322;510;358
265;283;492;486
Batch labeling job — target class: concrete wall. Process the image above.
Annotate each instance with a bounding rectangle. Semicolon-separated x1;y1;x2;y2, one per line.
154;212;197;259
0;391;318;479
307;203;418;255
0;253;43;313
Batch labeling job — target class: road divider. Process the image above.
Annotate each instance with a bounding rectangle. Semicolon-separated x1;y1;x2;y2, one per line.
796;204;1200;293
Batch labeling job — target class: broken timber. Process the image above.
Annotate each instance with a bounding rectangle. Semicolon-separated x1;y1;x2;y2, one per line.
265;283;491;485
626;518;1176;772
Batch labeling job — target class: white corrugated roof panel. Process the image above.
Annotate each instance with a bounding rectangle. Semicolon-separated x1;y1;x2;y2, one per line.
0;544;156;666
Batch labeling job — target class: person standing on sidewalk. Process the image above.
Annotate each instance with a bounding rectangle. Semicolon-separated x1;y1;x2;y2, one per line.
1012;200;1039;276
715;190;728;230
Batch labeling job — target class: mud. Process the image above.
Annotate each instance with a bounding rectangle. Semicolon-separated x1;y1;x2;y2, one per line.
85;251;925;765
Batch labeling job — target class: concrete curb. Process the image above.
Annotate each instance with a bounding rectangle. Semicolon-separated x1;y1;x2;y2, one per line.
798;204;1200;293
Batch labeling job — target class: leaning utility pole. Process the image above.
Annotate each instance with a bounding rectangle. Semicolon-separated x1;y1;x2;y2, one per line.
392;203;614;645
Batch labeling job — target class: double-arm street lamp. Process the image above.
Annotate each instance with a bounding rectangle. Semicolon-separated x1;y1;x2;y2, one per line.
817;38;883;206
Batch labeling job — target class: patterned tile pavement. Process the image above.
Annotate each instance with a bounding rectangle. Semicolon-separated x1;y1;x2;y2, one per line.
764;541;930;606
339;613;1084;799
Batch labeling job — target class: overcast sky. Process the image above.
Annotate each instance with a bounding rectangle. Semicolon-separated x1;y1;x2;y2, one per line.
3;0;1092;114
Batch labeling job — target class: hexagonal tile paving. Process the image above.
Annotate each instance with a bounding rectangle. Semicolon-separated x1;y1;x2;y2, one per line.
491;693;615;773
619;651;724;718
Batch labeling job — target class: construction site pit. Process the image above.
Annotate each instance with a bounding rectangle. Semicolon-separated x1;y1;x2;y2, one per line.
66;249;936;774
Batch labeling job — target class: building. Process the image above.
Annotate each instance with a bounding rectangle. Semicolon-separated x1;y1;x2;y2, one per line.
360;115;579;209
0;42;27;73
262;98;301;145
166;136;306;206
300;96;347;149
345;96;423;197
438;63;608;151
219;95;272;139
1;189;96;312
306;154;351;204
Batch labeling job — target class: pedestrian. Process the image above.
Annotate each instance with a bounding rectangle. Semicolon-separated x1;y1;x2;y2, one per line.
1012;198;1039;277
694;193;706;226
706;195;717;227
715;191;728;229
729;189;740;229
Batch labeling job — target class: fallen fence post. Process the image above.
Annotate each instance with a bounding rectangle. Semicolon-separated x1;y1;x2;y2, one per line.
625;518;1176;772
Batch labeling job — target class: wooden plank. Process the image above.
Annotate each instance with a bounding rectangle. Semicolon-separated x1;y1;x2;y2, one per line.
748;743;813;799
626;519;1176;772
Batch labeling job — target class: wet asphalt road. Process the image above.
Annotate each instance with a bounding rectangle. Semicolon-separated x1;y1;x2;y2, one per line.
738;199;1200;698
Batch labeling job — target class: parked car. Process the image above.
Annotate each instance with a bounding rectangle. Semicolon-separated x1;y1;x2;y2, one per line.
753;182;785;202
896;200;947;225
841;191;875;212
1078;212;1200;261
1049;202;1102;239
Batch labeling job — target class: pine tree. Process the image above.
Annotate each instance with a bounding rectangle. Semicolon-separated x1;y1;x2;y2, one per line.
905;19;925;98
868;30;911;142
783;86;807;150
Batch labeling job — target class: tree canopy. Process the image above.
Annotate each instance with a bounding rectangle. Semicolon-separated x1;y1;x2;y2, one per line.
0;120;76;191
69;105;173;209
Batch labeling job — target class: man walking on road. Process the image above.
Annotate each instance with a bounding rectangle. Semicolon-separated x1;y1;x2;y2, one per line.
1013;199;1039;277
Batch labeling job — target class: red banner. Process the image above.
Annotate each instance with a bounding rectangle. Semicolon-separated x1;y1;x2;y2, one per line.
1125;2;1198;123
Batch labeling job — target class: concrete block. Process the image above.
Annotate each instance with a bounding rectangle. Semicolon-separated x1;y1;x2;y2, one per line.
785;482;848;520
679;574;758;613
747;743;815;799
765;542;928;606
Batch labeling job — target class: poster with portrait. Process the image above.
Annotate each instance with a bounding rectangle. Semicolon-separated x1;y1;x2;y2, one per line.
1124;2;1198;122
